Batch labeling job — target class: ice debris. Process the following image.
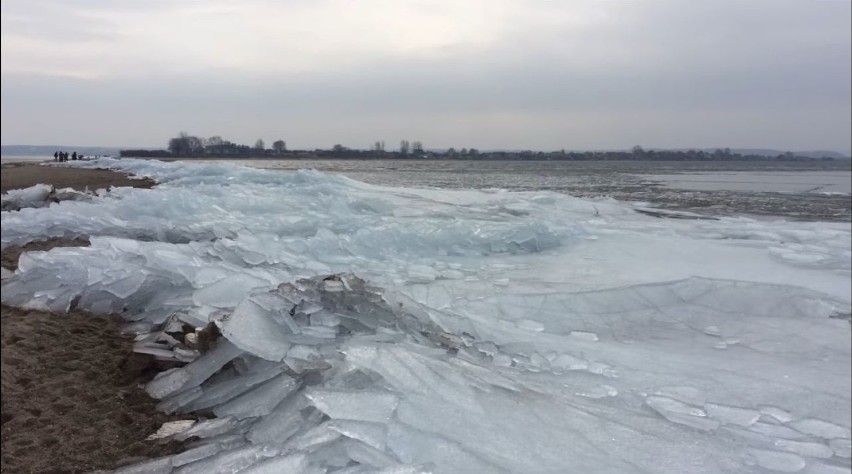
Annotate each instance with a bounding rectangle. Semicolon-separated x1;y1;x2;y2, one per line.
0;158;849;473
1;183;98;211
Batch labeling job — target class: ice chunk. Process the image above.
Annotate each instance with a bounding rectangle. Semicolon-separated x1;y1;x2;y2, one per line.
310;310;341;327
569;331;599;341
287;420;343;451
287;345;321;360
550;353;588;372
103;273;147;298
0;267;13;280
747;449;806;472
748;422;810;440
829;438;851;458
306;389;400;423
788;419;851;440
146;367;192;400
193;274;271;308
343;438;400;468
441;269;465;280
146;340;243;399
773;439;834;459
645;396;720;431
300;325;338;339
653;386;706;406
157;387;202;414
214;373;300;419
515;319;544;332
406;265;438;283
575;384;618;399
702;325;721;336
113;456;172;474
704;403;760;427
217;296;297;361
185;363;287;412
247;392;313;444
239;453;312;474
1;183;53;211
804;462;852;474
174;445;279;474
492;353;513;367
171;443;223;467
760;405;794;423
474;341;499;357
586;361;618;378
329;419;389;451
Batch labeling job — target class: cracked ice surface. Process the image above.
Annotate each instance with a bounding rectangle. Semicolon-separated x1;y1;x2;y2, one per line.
3;158;851;473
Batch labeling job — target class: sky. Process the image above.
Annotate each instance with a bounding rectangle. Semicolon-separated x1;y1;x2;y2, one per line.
1;0;850;154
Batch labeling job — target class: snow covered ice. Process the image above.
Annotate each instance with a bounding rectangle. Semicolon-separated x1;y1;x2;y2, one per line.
2;158;851;473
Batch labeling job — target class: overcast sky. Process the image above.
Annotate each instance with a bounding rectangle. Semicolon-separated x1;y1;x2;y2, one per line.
2;0;850;153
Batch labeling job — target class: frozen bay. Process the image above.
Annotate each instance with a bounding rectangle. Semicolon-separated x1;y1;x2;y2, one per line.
1;158;850;473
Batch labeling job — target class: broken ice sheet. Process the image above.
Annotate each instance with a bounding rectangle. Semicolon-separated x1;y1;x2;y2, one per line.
216;294;298;361
213;373;299;419
306;388;400;424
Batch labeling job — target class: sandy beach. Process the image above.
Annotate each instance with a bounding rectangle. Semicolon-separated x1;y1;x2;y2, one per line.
1;162;185;473
1;161;156;194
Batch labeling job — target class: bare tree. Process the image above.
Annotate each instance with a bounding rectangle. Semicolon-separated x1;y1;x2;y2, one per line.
400;140;410;155
373;141;386;153
412;141;424;153
254;139;266;150
272;140;287;153
168;132;204;156
207;136;224;147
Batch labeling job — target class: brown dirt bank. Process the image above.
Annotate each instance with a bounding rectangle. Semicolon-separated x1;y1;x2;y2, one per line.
1;162;156;194
0;305;189;473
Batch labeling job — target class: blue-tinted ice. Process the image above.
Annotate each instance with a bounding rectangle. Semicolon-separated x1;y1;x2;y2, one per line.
2;158;850;473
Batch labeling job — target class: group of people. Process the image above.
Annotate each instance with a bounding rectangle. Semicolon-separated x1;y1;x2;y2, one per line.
53;151;83;162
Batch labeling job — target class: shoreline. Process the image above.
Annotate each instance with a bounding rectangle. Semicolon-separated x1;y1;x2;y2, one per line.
1;164;185;473
1;161;156;194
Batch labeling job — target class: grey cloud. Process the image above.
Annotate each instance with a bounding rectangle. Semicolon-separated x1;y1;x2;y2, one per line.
1;0;849;153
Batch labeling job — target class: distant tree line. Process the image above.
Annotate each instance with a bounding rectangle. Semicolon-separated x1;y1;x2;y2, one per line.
119;133;840;162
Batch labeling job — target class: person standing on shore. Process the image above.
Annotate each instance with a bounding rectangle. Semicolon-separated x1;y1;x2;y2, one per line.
54;151;59;161
71;152;77;161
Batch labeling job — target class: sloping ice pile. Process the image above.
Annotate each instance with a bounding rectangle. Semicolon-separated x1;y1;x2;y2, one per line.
1;158;850;474
1;182;101;211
